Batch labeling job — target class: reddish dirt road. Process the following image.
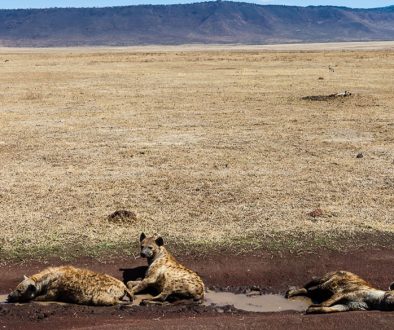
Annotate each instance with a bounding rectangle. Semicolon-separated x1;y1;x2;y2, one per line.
1;248;393;329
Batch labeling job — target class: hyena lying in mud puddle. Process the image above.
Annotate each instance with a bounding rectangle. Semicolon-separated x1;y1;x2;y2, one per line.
8;265;133;306
286;270;394;313
127;233;205;305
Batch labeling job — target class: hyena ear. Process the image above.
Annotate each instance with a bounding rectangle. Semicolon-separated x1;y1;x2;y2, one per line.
155;236;164;246
140;232;146;242
27;284;37;297
389;282;394;291
23;275;29;280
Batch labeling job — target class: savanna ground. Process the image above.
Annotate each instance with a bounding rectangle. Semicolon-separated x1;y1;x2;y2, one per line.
0;42;393;328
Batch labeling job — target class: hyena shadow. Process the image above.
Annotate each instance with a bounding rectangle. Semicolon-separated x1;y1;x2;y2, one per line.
120;266;148;283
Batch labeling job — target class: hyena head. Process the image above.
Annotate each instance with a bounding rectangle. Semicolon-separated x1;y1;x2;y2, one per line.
139;232;164;260
7;276;37;303
381;282;394;310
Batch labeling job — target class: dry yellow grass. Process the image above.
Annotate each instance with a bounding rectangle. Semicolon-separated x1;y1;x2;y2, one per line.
0;44;393;258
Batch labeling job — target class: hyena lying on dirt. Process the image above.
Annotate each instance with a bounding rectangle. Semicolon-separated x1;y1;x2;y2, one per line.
286;270;394;313
127;233;205;304
7;266;133;306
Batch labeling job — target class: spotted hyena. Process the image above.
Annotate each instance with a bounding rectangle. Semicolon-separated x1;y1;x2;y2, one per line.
7;266;133;306
286;270;394;313
127;233;205;304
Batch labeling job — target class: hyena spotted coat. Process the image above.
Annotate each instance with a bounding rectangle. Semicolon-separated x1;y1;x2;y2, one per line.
286;270;394;313
127;233;205;304
7;265;133;306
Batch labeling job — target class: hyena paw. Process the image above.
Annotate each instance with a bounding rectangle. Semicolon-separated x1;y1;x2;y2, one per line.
309;303;322;308
126;280;140;289
285;287;297;299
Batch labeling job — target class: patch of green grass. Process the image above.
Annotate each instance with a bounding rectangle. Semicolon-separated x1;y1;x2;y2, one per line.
170;230;394;258
1;230;393;263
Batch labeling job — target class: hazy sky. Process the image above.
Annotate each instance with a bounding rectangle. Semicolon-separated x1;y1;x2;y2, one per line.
0;1;392;9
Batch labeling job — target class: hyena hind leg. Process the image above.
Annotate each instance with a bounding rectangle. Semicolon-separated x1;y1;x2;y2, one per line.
141;290;171;305
285;288;308;298
306;304;349;314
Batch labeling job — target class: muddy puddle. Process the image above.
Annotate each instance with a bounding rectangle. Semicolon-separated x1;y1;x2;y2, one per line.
204;290;310;312
1;292;309;313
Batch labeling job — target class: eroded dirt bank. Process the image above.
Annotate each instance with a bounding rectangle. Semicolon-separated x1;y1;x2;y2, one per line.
1;248;393;329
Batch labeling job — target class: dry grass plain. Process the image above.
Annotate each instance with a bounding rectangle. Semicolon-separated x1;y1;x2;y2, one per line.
0;44;393;259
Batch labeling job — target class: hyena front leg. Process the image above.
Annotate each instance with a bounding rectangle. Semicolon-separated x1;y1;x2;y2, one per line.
309;293;345;307
123;288;134;302
126;280;141;289
34;290;58;302
129;275;158;295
